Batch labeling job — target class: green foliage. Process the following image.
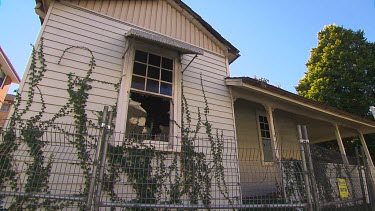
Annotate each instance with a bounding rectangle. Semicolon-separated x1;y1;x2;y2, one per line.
296;24;375;118
296;25;375;159
281;159;305;203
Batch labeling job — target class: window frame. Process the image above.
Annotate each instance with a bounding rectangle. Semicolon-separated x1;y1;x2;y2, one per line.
115;40;182;151
0;69;6;89
256;111;274;164
130;50;174;98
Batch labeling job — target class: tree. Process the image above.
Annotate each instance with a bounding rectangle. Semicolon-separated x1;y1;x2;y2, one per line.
296;25;375;158
296;25;375;118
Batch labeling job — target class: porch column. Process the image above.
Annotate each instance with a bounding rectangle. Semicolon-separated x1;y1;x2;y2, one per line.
358;131;374;167
264;105;280;161
333;123;350;166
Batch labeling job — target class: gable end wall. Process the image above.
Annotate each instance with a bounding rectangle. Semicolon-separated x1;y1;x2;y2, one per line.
65;0;227;56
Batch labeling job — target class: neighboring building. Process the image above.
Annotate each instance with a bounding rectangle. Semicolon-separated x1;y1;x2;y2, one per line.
5;0;375;208
0;46;21;110
0;94;15;129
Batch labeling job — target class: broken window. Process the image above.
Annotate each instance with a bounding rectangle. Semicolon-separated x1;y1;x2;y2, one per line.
126;50;174;141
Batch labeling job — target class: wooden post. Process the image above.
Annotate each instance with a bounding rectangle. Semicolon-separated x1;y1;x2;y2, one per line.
358;131;374;167
302;125;320;211
333;123;349;166
264;105;280;160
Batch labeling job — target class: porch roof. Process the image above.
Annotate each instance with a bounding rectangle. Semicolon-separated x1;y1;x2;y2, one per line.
226;77;375;135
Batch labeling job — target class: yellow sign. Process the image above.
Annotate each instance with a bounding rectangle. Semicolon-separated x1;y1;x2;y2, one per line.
337;178;349;198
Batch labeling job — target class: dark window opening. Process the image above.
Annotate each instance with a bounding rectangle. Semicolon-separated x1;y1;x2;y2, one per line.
126;92;170;141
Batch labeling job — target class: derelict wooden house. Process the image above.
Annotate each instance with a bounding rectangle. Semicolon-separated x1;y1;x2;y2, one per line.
13;0;242;207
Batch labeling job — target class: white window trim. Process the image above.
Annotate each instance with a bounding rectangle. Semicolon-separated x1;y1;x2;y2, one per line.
115;40;182;151
256;110;274;165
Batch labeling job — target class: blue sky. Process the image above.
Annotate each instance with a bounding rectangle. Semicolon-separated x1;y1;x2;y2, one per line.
1;0;375;93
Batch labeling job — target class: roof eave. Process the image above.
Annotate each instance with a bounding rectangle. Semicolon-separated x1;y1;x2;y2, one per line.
35;0;52;23
171;0;240;62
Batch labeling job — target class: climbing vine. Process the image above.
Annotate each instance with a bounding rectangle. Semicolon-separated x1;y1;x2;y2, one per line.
0;42;233;210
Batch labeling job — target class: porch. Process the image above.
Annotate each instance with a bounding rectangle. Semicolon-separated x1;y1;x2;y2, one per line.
228;77;375;210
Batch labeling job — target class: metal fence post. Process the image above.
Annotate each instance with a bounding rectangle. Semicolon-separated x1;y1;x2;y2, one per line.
361;146;375;210
94;111;114;211
297;125;313;211
302;126;320;211
356;147;368;211
86;106;109;210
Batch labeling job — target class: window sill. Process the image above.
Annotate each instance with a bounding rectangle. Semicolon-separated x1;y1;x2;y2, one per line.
141;139;179;152
118;136;181;152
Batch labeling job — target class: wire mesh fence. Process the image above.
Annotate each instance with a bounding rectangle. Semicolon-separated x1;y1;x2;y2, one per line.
0;123;102;210
0;119;372;210
309;144;370;210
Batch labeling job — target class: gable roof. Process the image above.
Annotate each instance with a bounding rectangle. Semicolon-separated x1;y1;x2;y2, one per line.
35;0;240;63
0;46;21;84
226;77;375;134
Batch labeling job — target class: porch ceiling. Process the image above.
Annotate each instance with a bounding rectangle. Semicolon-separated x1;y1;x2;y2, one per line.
226;77;375;136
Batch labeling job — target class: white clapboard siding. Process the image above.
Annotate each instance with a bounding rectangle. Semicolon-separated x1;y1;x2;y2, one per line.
43;39;123;65
182;72;226;89
22;82;118;100
182;57;227;74
182;62;227;81
184;56;227;72
40;65;121;87
182;80;231;98
183;86;231;103
43;27;124;54
18;91;117;111
43;47;123;71
22;69;118;92
187;105;234;120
